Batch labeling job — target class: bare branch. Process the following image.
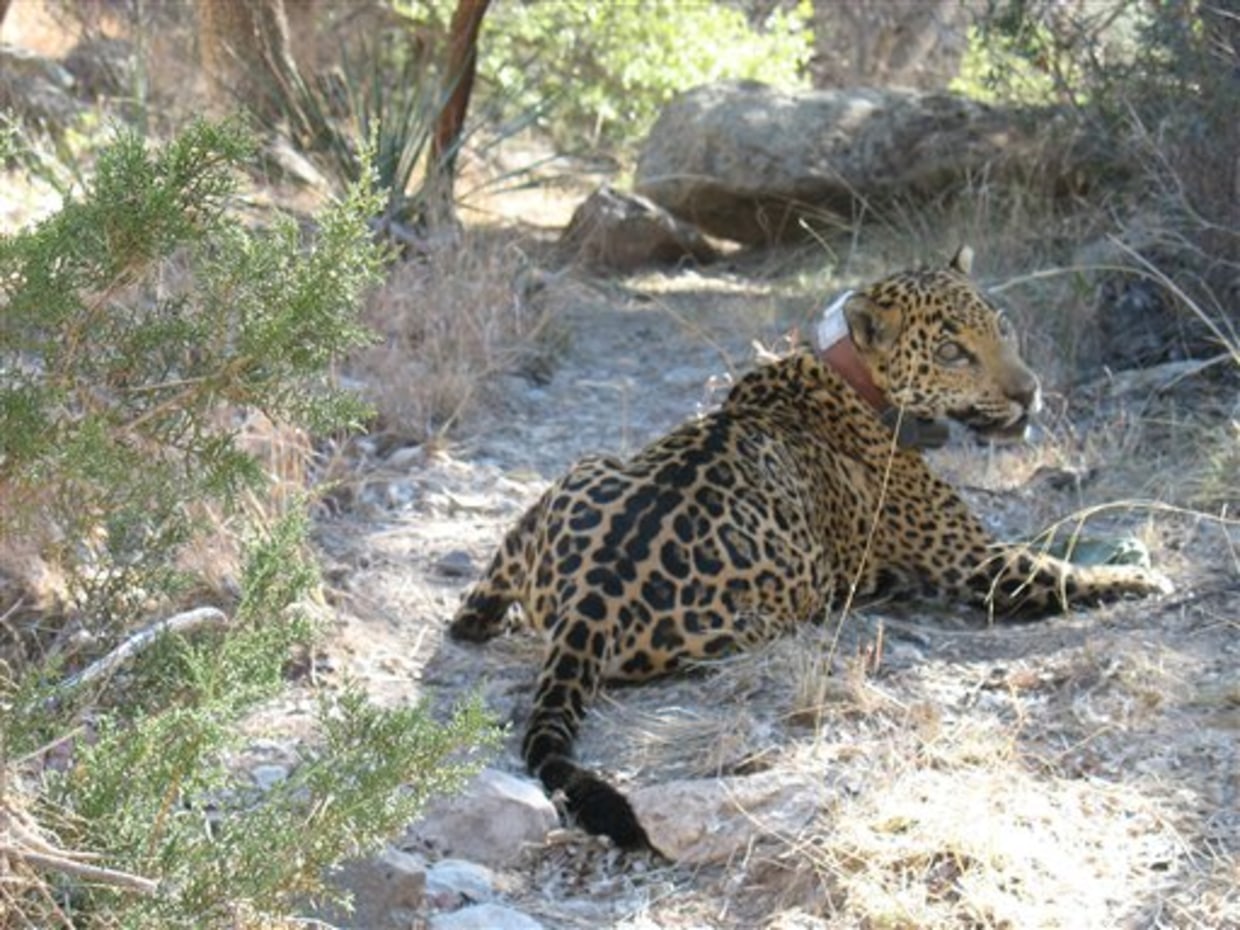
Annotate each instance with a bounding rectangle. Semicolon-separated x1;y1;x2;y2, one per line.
54;607;230;699
13;849;159;897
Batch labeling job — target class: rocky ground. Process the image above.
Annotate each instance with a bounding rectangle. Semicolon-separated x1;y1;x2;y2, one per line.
240;256;1238;930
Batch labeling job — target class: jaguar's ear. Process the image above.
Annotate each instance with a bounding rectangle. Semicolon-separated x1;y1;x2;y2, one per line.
949;244;974;276
844;293;903;352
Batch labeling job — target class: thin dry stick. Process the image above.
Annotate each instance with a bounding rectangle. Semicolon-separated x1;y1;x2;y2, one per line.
0;878;75;930
1;805;158;900
827;404;906;664
14;850;158;897
54;607;229;698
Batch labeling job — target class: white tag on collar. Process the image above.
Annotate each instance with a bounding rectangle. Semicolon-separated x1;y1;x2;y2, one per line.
815;289;853;352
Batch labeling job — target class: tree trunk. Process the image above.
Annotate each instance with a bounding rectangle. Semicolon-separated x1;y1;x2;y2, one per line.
424;0;491;230
195;0;330;148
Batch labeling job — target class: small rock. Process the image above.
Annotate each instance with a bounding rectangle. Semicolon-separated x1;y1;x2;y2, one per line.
557;184;718;272
405;768;558;867
435;550;477;578
385;480;417;509
0;43;81;132
385;443;426;470
766;908;831;930
425;858;494;908
63;37;135;101
261;135;331;190
629;771;833;864
429;902;545;930
250;764;289;791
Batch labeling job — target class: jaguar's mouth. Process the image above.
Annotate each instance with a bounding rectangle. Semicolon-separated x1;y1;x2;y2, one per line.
975;415;1033;444
953;409;1034;444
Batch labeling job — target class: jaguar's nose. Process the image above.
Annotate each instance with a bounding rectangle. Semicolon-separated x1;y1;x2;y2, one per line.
1005;368;1042;415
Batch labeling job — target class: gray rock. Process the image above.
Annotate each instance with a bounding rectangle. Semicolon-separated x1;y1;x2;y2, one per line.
557;184;718;272
319;845;427;929
405;768;558;867
250;764;290;792
434;550;477;578
63;37;135;101
385;443;426;470
430;903;545;930
635;81;1096;245
425;858;495;907
629;771;833;864
0;43;81;133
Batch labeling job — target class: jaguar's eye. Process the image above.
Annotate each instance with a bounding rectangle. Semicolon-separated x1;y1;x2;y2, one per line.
936;341;970;367
996;312;1016;341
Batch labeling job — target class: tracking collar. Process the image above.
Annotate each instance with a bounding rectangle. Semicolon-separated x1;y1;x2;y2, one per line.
814;290;948;450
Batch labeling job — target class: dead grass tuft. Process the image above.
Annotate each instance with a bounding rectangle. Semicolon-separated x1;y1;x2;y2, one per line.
178;411;315;606
348;230;565;442
790;764;1188;929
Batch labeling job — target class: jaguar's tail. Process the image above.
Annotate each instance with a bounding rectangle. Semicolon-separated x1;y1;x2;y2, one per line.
522;663;654;850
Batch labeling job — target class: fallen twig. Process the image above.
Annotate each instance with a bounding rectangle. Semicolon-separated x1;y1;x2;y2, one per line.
13;849;159;897
2;802;158;897
53;606;229;699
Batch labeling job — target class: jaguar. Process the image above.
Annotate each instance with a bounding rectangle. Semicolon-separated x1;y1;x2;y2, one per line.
449;247;1171;850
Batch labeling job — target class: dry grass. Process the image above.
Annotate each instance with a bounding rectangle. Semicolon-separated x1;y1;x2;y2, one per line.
780;628;1239;927
778;203;1237;927
347;229;565;443
176;411;316;606
797;764;1185;929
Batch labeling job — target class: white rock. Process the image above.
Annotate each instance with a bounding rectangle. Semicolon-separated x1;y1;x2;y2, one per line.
425;858;494;907
406;768;558;867
430;903;545;930
385;444;425;470
385;480;417;509
629;771;833;864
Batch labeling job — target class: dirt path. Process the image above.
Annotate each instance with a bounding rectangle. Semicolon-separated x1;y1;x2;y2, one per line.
305;262;1239;929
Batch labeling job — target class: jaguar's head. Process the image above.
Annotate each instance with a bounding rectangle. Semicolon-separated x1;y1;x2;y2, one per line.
845;246;1041;442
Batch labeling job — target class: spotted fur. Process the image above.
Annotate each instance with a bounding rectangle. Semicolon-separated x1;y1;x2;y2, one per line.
449;249;1172;849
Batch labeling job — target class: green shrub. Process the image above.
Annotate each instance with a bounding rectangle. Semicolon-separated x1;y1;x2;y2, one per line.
0;120;496;927
1;119;377;630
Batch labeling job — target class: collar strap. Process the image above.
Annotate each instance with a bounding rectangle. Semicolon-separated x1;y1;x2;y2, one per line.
814;290;948;449
815;289;886;410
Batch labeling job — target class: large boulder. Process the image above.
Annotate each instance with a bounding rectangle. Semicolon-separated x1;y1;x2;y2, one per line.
635;80;1091;245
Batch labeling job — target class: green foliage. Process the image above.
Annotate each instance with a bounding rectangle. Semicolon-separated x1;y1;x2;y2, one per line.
952;21;1065;105
953;0;1229;115
405;0;812;150
954;0;1239;295
0;121;497;926
0;119;377;628
52;688;494;926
